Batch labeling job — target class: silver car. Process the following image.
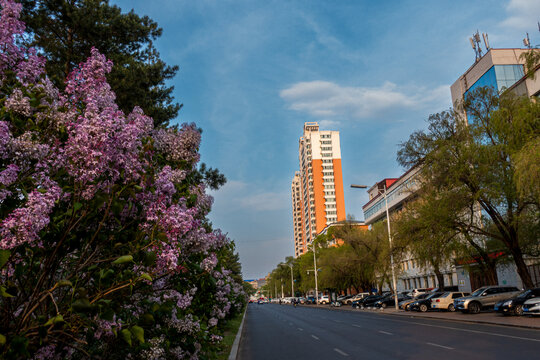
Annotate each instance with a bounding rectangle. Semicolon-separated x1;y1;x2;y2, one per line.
454;286;520;314
523;297;540;315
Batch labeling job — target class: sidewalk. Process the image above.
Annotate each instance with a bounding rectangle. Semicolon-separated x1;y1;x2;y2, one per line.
306;304;540;330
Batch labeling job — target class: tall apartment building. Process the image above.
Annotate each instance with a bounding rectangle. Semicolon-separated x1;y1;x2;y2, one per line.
291;122;346;257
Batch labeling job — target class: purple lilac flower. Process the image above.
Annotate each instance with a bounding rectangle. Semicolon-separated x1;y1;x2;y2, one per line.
0;178;62;249
5;88;32;116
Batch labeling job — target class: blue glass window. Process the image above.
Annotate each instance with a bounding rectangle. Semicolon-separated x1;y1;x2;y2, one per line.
465;64;524;97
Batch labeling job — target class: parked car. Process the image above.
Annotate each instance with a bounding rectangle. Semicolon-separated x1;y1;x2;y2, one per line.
352;294;381;309
410;288;431;298
345;292;370;304
359;294;386;308
494;288;540;316
305;296;316;304
375;293;412;309
400;293;430;310
454;286;520;314
431;292;470;312
523;297;540;315
319;295;330;304
409;292;444;312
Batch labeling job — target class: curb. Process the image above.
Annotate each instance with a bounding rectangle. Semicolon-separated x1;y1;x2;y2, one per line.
228;306;247;360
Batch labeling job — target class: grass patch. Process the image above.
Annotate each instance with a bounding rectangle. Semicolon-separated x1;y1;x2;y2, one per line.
216;307;246;360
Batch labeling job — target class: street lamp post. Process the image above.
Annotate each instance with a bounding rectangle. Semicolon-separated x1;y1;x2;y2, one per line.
280;263;294;297
308;242;319;305
351;183;399;310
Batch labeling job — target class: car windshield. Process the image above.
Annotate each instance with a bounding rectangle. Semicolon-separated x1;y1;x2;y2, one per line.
426;292;441;299
516;290;531;298
439;292;450;298
471;288;487;297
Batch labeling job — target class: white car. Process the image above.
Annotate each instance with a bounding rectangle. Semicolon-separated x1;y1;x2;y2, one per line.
523;297;540;315
319;295;330;304
430;292;469;312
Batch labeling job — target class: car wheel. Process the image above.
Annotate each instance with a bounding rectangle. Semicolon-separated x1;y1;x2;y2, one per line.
405;304;410;311
381;303;387;309
419;304;428;312
514;305;523;316
469;302;480;314
448;304;455;312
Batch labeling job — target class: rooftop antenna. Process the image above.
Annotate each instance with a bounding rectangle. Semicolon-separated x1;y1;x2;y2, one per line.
482;33;490;51
523;32;531;48
470;30;483;61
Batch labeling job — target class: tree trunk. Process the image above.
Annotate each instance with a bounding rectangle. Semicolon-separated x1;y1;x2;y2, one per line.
510;245;534;288
434;269;445;290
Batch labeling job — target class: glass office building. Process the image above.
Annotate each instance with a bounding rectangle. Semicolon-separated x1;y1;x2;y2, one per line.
464;64;524;97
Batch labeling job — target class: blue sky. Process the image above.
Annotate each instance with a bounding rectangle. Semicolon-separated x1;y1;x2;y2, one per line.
112;0;539;279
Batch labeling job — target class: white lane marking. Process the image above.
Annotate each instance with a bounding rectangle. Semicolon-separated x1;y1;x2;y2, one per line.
351;324;362;328
333;320;341;323
378;330;393;335
334;348;349;357
426;342;454;350
298;328;303;331
405;321;540;343
358;314;540;343
311;335;320;340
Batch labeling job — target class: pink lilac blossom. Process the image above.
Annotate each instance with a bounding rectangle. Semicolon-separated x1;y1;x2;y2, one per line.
200;253;218;272
32;344;56;360
15;49;46;85
152;123;201;165
5;88;32;116
0;178;62;249
0;121;12;157
0;163;18;185
0;0;25;75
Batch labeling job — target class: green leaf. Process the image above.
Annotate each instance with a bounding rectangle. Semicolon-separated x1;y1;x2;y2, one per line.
0;250;10;268
130;326;144;343
73;202;83;211
0;334;6;345
120;329;132;346
139;273;152;282
57;279;72;287
0;286;14;298
44;315;64;326
139;313;154;326
71;299;93;313
143;252;156;266
112;255;133;265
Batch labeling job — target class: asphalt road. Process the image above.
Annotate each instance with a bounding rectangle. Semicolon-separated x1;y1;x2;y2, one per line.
237;303;540;360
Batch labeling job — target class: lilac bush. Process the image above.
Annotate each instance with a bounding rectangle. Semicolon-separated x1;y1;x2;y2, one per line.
0;1;246;358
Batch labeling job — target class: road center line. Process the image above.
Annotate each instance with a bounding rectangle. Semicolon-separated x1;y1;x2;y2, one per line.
334;348;349;357
379;330;393;335
426;342;454;350
333;320;341;323
351;324;362;328
311;335;320;340
298;328;303;331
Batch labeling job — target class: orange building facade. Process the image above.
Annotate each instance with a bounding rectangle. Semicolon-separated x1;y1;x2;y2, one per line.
291;122;346;257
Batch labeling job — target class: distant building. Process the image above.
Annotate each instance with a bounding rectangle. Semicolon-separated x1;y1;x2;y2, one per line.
291;122;346;257
317;220;369;247
451;48;539;111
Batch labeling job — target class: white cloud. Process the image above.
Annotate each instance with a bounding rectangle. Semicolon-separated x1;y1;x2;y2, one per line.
280;81;450;121
501;0;540;30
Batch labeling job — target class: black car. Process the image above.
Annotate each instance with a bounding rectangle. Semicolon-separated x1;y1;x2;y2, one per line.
352;294;381;309
375;294;412;308
494;288;540;316
410;292;444;312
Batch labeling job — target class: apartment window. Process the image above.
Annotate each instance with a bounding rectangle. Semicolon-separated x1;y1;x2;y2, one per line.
322;153;332;157
322;140;332;144
321;147;332;151
323;172;333;176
